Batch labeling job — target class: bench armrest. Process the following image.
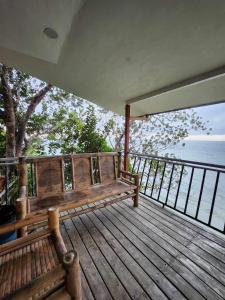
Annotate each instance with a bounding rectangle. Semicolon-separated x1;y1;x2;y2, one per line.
119;170;139;178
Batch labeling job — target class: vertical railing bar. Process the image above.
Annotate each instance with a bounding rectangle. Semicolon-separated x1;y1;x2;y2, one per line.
30;163;33;196
165;163;175;206
132;156;137;173
144;159;153;194
174;165;184;209
140;158;147;188
150;160;159;197
5;164;9;204
157;162;166;201
137;157;142;174
184;167;194;214
208;171;220;226
195;169;206;219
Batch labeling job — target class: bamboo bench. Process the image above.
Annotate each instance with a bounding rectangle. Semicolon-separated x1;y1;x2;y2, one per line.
17;152;139;221
0;207;82;300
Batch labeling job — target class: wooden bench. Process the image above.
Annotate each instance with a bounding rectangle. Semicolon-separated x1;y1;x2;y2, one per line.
17;152;139;221
0;207;82;300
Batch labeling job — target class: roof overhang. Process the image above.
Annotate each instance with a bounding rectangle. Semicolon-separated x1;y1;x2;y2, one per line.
1;0;225;116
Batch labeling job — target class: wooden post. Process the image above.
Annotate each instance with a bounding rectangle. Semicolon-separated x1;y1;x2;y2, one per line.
124;104;130;173
18;156;27;197
16;197;27;237
48;207;67;259
63;250;82;300
133;174;139;207
48;207;60;232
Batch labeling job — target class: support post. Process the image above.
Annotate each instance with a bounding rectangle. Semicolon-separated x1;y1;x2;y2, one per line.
16;197;27;237
63;250;82;300
18;156;27;197
124;104;130;173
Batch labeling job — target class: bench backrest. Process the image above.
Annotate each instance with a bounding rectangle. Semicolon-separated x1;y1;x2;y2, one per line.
72;156;92;190
99;155;117;184
34;157;64;197
25;152;120;197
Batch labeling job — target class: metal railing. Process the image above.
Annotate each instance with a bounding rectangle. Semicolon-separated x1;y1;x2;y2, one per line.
0;158;19;205
130;152;225;234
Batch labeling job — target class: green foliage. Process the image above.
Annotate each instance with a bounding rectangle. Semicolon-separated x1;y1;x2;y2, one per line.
0;65;211;158
78;107;112;153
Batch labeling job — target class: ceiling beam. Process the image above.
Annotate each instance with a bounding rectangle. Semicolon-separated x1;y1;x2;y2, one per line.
126;65;225;105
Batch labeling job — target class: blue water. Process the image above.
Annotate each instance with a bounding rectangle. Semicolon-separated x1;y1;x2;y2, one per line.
137;141;225;231
162;141;225;165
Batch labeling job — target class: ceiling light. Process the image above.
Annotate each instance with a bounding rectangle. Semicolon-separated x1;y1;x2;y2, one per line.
43;27;58;39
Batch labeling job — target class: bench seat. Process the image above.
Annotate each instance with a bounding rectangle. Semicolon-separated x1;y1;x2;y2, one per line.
0;208;82;300
30;180;136;212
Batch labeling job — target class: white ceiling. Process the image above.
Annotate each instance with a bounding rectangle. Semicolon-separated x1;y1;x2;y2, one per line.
1;0;225;116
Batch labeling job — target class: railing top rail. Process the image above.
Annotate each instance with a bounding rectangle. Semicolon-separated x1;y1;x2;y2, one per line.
129;152;225;171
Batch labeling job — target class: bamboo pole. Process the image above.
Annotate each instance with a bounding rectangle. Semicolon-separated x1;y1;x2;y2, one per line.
18;156;27;197
63;250;82;300
16;197;27;237
48;207;67;259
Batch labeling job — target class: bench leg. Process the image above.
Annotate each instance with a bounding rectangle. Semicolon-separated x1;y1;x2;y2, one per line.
133;174;139;207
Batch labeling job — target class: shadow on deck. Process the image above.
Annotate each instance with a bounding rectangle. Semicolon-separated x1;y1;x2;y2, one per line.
61;196;225;300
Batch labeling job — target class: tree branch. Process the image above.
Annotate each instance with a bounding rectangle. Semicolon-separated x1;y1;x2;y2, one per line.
25;84;52;122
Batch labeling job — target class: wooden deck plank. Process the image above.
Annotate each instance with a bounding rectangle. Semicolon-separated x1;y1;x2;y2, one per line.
77;214;153;300
139;199;225;274
57;196;225;300
105;204;222;300
93;207;201;300
63;218;113;300
60;223;94;300
141;197;225;247
113;202;224;299
74;215;131;300
119;201;225;288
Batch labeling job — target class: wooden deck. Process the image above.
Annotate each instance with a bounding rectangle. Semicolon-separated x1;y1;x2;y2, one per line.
61;196;225;300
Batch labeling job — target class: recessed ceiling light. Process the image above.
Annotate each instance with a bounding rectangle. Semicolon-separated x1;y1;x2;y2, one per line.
43;27;58;39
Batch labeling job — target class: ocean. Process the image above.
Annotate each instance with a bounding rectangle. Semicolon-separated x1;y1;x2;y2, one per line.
141;141;225;232
162;141;225;165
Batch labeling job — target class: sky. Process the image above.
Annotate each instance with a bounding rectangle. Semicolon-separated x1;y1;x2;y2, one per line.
186;102;225;141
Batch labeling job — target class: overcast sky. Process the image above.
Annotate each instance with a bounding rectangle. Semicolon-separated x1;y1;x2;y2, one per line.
186;102;225;141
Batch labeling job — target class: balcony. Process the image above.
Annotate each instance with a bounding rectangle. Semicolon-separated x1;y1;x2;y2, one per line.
1;153;225;299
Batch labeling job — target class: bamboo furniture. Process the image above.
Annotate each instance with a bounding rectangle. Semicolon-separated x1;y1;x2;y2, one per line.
16;152;139;222
0;207;82;300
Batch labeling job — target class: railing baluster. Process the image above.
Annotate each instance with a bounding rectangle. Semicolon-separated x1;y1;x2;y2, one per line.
195;169;206;219
184;167;194;214
132;156;137;173
174;165;184;209
144;159;153;194
137;157;142;174
140;158;147;188
208;171;220;226
157;162;166;201
165;163;175;205
150;160;159;197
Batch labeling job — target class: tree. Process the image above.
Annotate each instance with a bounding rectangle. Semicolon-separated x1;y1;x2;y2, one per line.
0;63;211;158
102;110;211;156
0;64;52;157
78;106;112;153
